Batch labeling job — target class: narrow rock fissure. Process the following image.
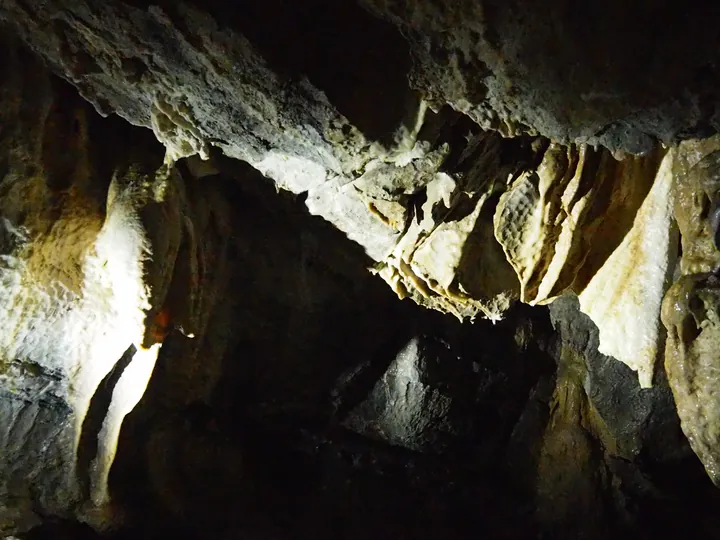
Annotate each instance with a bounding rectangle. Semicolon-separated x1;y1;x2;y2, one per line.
76;345;137;499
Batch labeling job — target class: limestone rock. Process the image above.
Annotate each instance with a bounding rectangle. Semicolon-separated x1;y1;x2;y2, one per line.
0;0;712;340
535;370;611;540
494;143;589;305
0;35;238;531
663;274;720;484
373;130;530;320
0;0;404;261
360;0;720;154
549;295;685;461
671;139;720;276
0;37;122;529
343;335;474;452
493;140;674;386
577;150;677;388
373;171;505;320
6;3;720;533
661;137;720;486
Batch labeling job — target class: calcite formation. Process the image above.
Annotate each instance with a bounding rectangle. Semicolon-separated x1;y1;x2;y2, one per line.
370;134;674;387
0;0;684;386
5;0;720;534
663;272;720;484
0;35;237;531
495;143;676;388
661;137;720;485
0;0;404;261
0;80;157;529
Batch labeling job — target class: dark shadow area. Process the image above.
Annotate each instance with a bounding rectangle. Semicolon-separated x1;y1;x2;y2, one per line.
25;518;99;540
42;78;89;194
635;452;720;538
157;0;416;146
42;73;164;217
104;154;558;539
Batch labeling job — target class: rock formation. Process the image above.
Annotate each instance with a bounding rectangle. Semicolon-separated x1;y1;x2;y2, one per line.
1;1;720;538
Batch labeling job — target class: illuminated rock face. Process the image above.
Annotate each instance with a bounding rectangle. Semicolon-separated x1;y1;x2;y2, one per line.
5;1;720;537
0;37;195;531
492;144;677;388
0;164;157;517
661;138;720;486
0;0;693;391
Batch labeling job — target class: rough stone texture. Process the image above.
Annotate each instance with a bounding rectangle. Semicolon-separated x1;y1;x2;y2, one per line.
0;0;536;320
0;1;697;405
343;335;471;452
0;0;709;340
4;2;720;538
0;36;76;534
534;364;613;540
0;35;135;531
0;0;408;261
373;130;532;320
670;138;720;276
663;274;720;484
531;295;692;538
494;144;664;306
661;136;720;486
360;0;720;155
550;295;686;462
577;150;677;388
492;140;675;386
343;310;549;455
0;35;240;531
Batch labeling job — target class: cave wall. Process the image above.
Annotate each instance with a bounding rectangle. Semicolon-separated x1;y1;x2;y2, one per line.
2;1;720;539
0;0;690;385
0;34;156;530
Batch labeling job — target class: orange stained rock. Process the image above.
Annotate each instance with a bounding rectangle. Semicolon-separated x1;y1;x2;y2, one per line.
150;307;173;343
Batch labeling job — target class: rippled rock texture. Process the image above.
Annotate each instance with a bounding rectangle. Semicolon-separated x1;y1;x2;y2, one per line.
0;33;241;531
661;138;720;487
3;1;720;539
0;0;691;383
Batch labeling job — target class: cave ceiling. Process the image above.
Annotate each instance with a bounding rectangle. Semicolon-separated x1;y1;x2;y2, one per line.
2;1;720;538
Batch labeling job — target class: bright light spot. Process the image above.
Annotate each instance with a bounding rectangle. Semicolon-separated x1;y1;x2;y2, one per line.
255;151;329;193
89;343;162;507
0;176;155;504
